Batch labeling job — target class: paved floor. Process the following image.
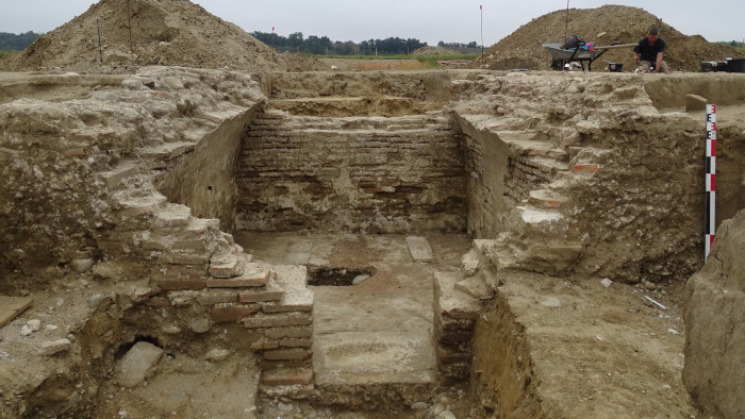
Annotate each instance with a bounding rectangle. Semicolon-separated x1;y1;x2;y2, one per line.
238;233;472;387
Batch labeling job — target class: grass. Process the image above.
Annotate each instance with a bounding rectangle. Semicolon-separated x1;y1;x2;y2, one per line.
316;53;478;70
0;50;10;59
414;53;478;68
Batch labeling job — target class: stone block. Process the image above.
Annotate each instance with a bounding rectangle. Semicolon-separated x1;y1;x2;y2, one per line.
243;313;313;329
238;277;284;303
260;384;315;400
0;296;34;328
434;270;481;320
167;290;200;306
153;203;191;228
279;337;313;348
264;326;314;339
161;250;212;266
261;266;313;313
116;341;163;388
155;278;207;291
406;236;434;263
99;162;143;189
212;303;260;323
261;368;314;387
116;193;168;218
250;339;281;350
142;237;170;251
197;289;239;305
263;348;312;361
36;338;73;356
172;238;208;251
455;275;494;300
685;93;708;112
209;253;243;279
207;264;269;288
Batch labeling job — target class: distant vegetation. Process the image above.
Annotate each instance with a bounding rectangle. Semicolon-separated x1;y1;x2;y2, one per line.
251;31;478;56
715;41;745;54
251;32;427;55
0;31;42;51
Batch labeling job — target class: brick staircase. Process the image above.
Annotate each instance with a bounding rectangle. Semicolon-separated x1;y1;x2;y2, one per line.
95;143;317;400
457;108;610;276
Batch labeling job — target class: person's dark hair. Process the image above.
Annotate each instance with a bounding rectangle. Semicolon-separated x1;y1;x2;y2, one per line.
647;26;659;36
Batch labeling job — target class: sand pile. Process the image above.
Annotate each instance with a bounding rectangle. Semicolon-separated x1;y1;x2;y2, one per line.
476;5;744;71
0;0;326;73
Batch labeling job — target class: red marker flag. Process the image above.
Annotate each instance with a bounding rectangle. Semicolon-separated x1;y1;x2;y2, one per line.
480;5;482;10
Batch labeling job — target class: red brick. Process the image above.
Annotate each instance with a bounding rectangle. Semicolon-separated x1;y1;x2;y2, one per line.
574;164;599;173
212;303;260;323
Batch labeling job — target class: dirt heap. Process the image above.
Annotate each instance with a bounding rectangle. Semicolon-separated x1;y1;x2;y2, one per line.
0;0;326;73
476;5;744;72
412;46;460;56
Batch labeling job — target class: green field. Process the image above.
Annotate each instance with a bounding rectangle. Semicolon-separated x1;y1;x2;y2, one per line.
0;50;10;59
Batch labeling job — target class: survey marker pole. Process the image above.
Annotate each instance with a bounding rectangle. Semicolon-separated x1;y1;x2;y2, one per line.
480;5;484;63
705;104;717;261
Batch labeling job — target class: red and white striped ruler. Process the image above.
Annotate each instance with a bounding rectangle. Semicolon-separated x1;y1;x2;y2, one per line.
705;104;717;261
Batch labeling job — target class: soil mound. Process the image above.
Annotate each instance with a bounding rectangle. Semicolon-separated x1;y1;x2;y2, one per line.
412;46;460;56
476;5;744;72
0;0;325;73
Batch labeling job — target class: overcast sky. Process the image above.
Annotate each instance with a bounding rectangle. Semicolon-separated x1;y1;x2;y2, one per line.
1;1;742;45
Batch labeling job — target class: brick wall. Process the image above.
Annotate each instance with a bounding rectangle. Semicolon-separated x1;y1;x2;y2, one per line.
236;115;468;234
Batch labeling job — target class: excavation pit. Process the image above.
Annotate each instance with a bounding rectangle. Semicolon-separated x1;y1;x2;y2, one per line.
2;65;745;418
306;266;377;286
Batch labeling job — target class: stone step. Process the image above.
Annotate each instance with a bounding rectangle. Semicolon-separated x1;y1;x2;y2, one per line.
153;203;192;228
497;130;568;161
475;233;583;276
206;263;272;288
135;141;196;165
209;252;250;279
113;190;168;218
261;266;313;314
98;161;145;189
528;189;568;208
516;205;564;224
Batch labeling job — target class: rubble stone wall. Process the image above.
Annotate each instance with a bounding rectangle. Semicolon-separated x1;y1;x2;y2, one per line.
156;103;263;232
566;113;706;282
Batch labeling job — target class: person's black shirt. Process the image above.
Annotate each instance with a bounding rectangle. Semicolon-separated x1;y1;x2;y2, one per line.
634;37;666;62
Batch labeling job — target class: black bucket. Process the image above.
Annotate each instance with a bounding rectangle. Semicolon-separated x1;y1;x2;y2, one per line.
727;58;745;73
608;62;623;72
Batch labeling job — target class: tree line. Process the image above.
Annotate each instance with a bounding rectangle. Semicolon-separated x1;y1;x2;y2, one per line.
1;29;478;57
251;32;437;55
0;32;42;51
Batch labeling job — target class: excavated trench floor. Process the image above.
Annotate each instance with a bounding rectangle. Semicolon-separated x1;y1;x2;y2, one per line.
238;233;472;401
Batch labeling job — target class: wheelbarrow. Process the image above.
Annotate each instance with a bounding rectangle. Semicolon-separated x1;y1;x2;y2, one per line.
543;42;635;71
